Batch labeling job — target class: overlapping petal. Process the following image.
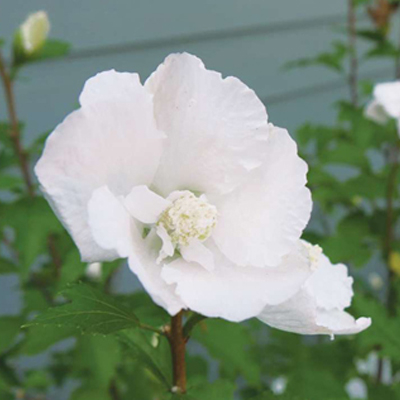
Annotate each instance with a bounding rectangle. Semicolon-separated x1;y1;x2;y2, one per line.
210;126;312;267
161;242;312;322
145;53;270;197
258;244;371;335
35;71;165;262
87;185;184;315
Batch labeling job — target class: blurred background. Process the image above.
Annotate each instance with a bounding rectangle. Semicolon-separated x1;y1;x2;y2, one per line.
1;1;400;400
0;0;390;138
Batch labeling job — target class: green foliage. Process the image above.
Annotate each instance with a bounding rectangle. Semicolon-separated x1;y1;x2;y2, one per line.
284;41;348;73
192;319;261;385
25;283;140;334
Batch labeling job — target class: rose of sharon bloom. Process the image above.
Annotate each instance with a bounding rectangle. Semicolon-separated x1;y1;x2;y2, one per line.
18;11;50;55
365;81;400;127
36;53;315;322
258;241;371;336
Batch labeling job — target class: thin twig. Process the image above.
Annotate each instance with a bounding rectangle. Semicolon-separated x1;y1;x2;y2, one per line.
348;0;359;106
384;144;400;317
0;51;35;197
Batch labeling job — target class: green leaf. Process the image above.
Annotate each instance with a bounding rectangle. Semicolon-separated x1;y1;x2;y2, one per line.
19;325;77;355
0;175;23;191
0;258;17;275
73;335;121;389
116;330;171;389
0;316;23;354
320;213;373;267
24;283;140;334
192;319;260;385
284;41;348;73
188;380;235;399
57;249;86;289
1;197;64;275
353;295;400;360
35;39;71;60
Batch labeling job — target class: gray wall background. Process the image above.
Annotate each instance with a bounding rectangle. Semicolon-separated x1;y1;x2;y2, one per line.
0;0;395;140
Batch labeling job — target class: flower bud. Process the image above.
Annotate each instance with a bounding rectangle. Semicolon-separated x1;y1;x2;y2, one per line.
13;11;50;62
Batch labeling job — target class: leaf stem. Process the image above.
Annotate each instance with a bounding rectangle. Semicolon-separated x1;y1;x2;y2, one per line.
168;311;187;393
0;50;35;197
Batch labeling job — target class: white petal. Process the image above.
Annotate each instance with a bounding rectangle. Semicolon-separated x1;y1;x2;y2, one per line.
210;126;312;268
145;52;270;197
35;72;164;262
304;253;353;311
161;241;312;322
180;240;215;271
128;230;185;316
87;186;135;259
80;70;146;107
316;310;371;335
124;185;171;224
87;186;184;314
156;225;175;263
258;244;371;335
374;81;400;119
365;99;390;125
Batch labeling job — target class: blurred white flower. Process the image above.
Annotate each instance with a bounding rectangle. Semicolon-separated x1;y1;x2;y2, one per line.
365;81;400;128
258;241;371;336
356;351;393;385
86;262;102;280
345;378;367;400
271;376;287;395
19;11;50;55
35;53;314;323
368;272;384;290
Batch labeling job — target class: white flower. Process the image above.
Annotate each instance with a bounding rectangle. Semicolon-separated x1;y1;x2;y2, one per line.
365;81;400;127
35;53;314;322
258;241;371;336
19;11;50;55
345;378;367;400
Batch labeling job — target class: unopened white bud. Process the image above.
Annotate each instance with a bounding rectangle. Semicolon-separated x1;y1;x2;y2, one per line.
16;11;50;57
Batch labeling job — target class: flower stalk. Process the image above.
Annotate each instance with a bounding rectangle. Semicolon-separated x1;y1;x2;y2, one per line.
348;0;358;106
168;311;187;393
0;50;35;197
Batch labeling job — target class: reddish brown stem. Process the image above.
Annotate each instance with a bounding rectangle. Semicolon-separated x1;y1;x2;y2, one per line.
384;144;400;317
169;311;187;393
348;0;358;106
0;51;35;197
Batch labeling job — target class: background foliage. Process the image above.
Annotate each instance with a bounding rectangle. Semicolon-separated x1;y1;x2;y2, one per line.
1;1;400;399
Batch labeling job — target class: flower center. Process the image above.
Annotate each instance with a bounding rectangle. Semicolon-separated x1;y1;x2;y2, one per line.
157;191;217;247
303;241;322;270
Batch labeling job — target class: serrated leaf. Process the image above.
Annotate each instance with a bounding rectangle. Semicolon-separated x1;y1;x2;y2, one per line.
25;283;140;334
